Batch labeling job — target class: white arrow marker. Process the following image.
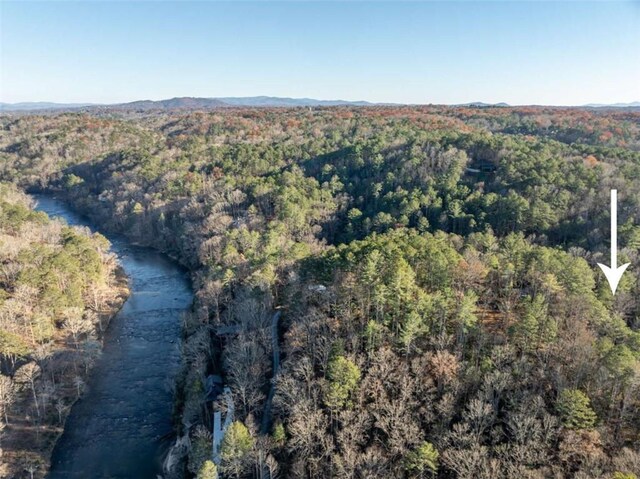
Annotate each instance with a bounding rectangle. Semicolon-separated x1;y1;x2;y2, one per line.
598;189;630;295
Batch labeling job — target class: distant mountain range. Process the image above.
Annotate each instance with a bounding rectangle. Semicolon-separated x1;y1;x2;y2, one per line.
218;96;375;107
1;97;639;112
0;101;98;111
114;97;229;110
583;102;640;108
0;96;376;112
456;102;511;108
457;101;640;109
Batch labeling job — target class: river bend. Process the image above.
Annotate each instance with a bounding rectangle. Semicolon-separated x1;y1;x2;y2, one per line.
35;196;192;479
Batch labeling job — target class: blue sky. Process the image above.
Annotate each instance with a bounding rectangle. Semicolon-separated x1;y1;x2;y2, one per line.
1;1;639;105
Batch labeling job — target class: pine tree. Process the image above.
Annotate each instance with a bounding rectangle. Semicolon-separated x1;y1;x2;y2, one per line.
612;473;638;479
196;460;218;479
324;355;361;410
220;421;255;478
557;389;597;429
405;441;439;477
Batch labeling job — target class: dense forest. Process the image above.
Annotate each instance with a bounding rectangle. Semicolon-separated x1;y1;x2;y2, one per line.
1;105;639;478
0;183;126;478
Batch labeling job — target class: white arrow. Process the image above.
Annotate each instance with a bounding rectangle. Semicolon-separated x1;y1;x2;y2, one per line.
598;189;630;295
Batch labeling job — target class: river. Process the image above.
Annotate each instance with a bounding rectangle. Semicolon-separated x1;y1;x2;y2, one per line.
34;195;193;479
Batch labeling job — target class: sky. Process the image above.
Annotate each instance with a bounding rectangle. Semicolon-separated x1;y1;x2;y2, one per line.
1;1;639;106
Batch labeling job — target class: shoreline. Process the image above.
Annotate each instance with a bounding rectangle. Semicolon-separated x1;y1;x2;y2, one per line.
1;257;130;479
39;267;130;478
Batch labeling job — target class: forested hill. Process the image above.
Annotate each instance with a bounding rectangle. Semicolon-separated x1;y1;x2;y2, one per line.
1;106;640;479
0;184;126;478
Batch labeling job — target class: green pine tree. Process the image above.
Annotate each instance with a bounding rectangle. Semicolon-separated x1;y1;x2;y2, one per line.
220;421;255;478
197;460;218;479
324;355;361;410
557;389;597;429
405;441;439;477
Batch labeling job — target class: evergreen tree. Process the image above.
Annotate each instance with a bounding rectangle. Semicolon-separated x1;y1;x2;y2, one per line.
220;421;255;478
405;441;439;477
324;355;361;410
197;460;218;479
557;389;597;429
